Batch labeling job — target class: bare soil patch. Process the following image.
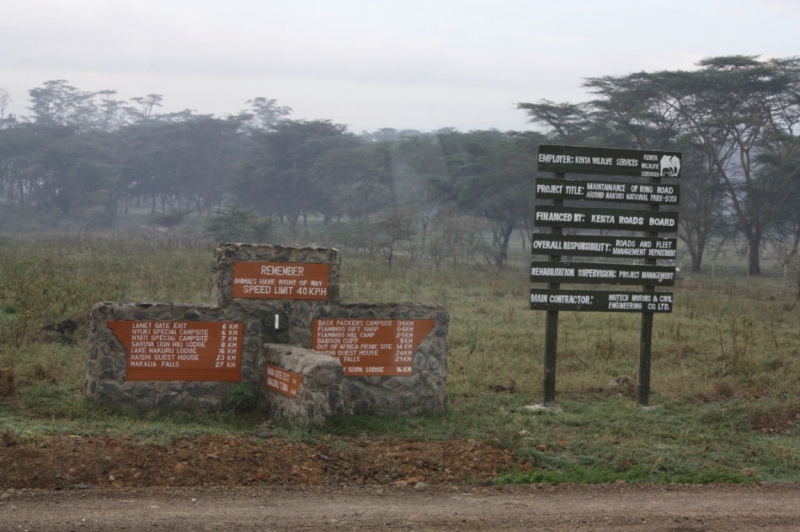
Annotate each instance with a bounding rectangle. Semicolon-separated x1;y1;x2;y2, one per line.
0;433;530;490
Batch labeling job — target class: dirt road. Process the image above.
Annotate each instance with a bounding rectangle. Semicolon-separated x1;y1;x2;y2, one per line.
2;483;800;531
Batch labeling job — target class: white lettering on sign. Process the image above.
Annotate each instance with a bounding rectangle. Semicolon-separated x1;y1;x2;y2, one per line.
577;269;616;278
641;271;674;281
587;183;626;192
619;216;644;225
614;248;646;256
536;211;573;222
539;154;575;164
609;302;642;310
625;193;649;201
565;241;609;251
537;184;563;194
648;249;676;257
548;294;593;305
649;217;676;227
531;267;575;277
259;265;305;276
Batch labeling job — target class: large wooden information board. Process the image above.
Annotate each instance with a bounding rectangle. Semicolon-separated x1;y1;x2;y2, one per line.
109;321;243;381
312;319;436;376
232;262;331;300
533;143;682;407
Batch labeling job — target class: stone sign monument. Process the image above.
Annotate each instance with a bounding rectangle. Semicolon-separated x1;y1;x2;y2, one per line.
86;244;448;426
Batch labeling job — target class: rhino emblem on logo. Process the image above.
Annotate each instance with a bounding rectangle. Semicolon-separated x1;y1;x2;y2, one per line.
660;155;681;177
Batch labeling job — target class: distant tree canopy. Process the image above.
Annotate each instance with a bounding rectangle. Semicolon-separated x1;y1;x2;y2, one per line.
1;55;798;272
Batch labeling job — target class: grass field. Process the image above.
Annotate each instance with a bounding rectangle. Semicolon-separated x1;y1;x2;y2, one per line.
1;231;799;484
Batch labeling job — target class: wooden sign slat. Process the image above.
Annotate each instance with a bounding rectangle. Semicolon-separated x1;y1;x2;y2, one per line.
536;178;680;205
530;289;673;312
537;144;682;178
534;206;679;233
531;234;678;259
531;261;676;286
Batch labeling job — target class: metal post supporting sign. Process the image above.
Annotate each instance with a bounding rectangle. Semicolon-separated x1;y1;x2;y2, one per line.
531;144;681;407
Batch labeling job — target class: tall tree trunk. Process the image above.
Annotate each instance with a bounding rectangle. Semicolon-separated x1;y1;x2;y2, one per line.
748;236;761;276
494;221;515;268
690;252;702;272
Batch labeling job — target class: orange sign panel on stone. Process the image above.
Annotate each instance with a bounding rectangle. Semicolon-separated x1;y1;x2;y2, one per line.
109;321;243;382
312;319;436;377
232;262;331;300
265;363;303;398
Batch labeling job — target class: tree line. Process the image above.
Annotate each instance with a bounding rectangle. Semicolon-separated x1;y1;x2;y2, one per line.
1;55;799;274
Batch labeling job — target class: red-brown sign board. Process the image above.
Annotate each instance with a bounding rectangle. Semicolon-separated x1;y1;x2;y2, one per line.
312;319;436;377
109;321;243;382
265;363;303;398
232;262;331;300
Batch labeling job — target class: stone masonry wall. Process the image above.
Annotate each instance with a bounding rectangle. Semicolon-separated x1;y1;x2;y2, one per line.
261;344;344;428
86;303;253;412
326;303;448;416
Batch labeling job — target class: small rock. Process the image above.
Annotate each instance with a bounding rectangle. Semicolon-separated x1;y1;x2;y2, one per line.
69;484;97;490
607;377;632;391
174;462;192;477
414;482;427;491
0;492;10;501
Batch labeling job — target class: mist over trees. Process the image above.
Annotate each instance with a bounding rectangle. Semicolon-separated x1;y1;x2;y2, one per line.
1;55;799;274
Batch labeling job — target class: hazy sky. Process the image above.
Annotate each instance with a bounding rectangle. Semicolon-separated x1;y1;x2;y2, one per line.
2;0;798;132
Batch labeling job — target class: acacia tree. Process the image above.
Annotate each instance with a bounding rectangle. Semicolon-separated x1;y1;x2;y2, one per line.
582;73;727;272
647;56;800;275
